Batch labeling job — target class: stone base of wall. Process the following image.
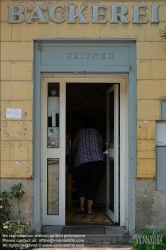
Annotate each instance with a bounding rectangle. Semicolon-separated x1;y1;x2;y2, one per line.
1;179;33;232
136;179;166;231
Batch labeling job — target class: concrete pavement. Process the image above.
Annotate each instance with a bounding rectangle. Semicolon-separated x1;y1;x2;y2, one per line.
34;247;134;250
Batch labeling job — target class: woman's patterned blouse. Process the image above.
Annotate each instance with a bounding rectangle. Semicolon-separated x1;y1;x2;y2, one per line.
74;128;104;167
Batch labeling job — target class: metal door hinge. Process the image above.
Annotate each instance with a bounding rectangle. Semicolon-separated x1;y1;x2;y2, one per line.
38;43;42;52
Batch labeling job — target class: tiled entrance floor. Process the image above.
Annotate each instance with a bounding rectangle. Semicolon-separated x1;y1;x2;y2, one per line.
66;207;114;225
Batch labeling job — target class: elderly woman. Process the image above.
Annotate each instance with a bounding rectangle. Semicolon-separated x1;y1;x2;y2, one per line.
71;117;105;215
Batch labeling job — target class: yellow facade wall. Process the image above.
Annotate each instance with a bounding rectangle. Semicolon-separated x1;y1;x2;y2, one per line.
1;1;166;178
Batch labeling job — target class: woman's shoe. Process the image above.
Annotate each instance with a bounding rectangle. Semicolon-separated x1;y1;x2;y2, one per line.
87;210;94;215
75;209;85;214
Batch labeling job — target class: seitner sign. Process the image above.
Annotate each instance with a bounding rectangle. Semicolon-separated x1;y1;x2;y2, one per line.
8;4;160;24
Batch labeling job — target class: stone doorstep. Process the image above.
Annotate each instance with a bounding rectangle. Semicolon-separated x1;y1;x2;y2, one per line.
83;235;132;246
41;225;133;246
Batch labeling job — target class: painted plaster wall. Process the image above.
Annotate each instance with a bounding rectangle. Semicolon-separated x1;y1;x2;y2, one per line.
1;0;166;228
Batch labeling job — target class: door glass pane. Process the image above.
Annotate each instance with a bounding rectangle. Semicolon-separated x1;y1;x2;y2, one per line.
109;90;114;148
47;83;59;148
109;158;114;211
47;158;59;215
108;89;114;212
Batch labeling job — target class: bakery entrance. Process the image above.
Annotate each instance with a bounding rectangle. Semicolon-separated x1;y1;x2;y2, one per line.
66;82;114;225
65;77;127;226
42;75;127;226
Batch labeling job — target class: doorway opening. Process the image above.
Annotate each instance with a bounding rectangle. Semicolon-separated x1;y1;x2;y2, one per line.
66;82;115;225
41;75;127;228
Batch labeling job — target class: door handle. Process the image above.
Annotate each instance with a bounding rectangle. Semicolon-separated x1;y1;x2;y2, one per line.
103;150;109;155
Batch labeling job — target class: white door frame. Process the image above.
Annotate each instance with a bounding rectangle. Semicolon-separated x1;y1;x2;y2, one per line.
41;74;128;226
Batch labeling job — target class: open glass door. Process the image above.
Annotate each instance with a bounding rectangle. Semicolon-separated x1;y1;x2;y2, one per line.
106;84;119;224
42;78;66;225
